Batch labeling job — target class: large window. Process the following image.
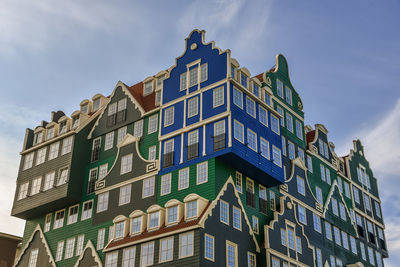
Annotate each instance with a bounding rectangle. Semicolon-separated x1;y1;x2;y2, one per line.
23;152;34;170
43;171;55;191
119;184;132;206
148;114;158;134
179;232;194;258
204;234;214;261
65;237;75;259
36;147;47;165
61;136;73;155
81;200;93;220
271;114;280;135
48;142;60;160
121;154;133;175
164;107;174;127
54;210;65;229
142;177;155;198
233;120;244;143
233;87;243;108
197;161;208;184
247;129;257;151
213;86;224;107
122;247;136;267
159;237;173;263
179;168;189;190
30;177;42;195
226;241;238;267
67;205;78;225
220;200;229;225
161;174;171;196
246;96;256;118
259;106;268;126
97;192;109;213
260;137;270;159
105;251;118;267
187;97;199;118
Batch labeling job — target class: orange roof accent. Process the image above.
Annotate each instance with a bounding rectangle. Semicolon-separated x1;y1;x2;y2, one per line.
306;130;316;150
254;73;263;82
126;82;156;112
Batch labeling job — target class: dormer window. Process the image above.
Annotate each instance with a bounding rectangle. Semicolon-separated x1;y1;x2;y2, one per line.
114;221;125;239
186;200;197;219
59;121;67;134
33;131;43;145
81;104;89;114
144;81;153;96
72;115;80;129
93;98;101;111
241;73;248;88
167;206;178;225
148;211;160;230
157;75;165;90
46;127;55;140
131;216;143;234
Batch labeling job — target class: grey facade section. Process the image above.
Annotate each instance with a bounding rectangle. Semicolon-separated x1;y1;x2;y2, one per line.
76;245;100;267
15;231;53;267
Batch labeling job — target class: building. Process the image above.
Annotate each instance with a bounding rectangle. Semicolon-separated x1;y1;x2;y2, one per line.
0;232;22;267
11;30;388;267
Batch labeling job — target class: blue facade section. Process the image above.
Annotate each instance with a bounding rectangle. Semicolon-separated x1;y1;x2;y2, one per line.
202;84;228;120
161;101;184;136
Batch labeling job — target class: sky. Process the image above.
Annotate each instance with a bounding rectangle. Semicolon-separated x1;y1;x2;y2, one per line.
0;0;399;265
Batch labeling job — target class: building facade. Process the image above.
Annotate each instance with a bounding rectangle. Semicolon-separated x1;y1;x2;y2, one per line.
11;30;388;267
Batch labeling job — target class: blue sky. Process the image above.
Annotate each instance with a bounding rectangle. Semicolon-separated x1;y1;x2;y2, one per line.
0;0;399;265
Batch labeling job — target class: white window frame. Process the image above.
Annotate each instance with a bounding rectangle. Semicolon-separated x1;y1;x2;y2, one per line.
164;106;174;127
178;167;189;190
97;192;109;213
179;231;194;259
142;176;155;198
196;161;208;184
148;114;158;134
161;173;172;196
119;184;132;206
105;131;114;150
213;86;224;108
233;120;244;143
187;97;199;118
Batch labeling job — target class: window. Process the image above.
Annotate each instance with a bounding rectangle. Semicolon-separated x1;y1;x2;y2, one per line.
272;146;282;167
187;97;199;118
313;213;321;233
35;147;46;165
44;213;52;232
281;136;286;156
61;136;73;155
247;129;257;151
142;176;155;198
148;114;158;134
72;115;80;129
285;86;292;105
231;206;241;230
245;97;256;119
326;167;331;184
236;172;243;193
281;228;286;246
325;221;332;240
252;216;259;234
180;72;187;91
97;228;106;249
98;164;108;180
231;65;236;79
201;63;208;82
241;73;248;88
167;206;178;224
343;182;350;198
18;182;29;200
93;98;101;111
296;236;302;253
76;235;84;256
364;194;371;211
272;257;280;267
342;231;349;250
259;106;268;126
187;200;197;219
29;248;38;267
161;173;171;195
178;232;194;258
56;241;64;261
30;177;42;195
116;127;127;145
65;237;75;259
197;161;208;184
155;91;162;106
334;226;341;246
253;83;260;97
276;79;283;98
330;256;336;267
164;106;174;127
106;251;118;267
350;236;357;254
178;168;189;190
159;237;173;263
213;86;224;107
368;247;375;265
109;225;114;241
148;146;156;161
286;113;293;132
67;205;79;224
134;119;144;137
316;186;323;204
332;198;339;216
33;131;43;145
82;200;93;220
233;120;244;143
204;234;214;261
287;227;295;249
54;210;65;229
287;141;295;160
375;202;382;218
220;200;229;224
233;87;243;108
120;154;133;175
297;176;305;196
97;192;109;212
119;184;132;206
115;221;125;238
324;142;329;158
353;186;360;203
376;251;383;267
144;81;153;95
271;114;280;135
23;152;34;170
260;137;270;159
339;203;347;221
320;165;326;181
298;205;306;224
104;132;114;151
48;142;60;160
122;247;136;267
276;106;284;126
189;66;198;87
226;241;238;267
298;148;305;162
307;155;313;172
360;243;366;261
131;217;142;234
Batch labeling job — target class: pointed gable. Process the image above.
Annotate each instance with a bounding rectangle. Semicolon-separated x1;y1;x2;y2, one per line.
74;240;102;267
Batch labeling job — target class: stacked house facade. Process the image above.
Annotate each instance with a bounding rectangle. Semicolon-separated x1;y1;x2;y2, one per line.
11;30;388;267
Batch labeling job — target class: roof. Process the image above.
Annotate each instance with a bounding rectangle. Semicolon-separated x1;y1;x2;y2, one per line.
105;203;210;250
306;130;316;150
127;82;156;112
254;73;263;82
